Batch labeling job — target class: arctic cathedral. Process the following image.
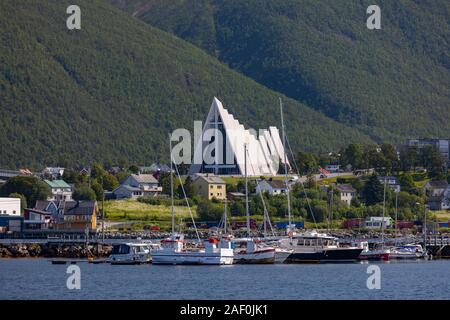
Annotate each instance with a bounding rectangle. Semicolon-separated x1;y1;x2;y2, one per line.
188;97;290;176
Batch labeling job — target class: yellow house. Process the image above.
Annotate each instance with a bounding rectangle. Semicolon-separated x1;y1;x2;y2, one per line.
192;174;226;200
56;201;98;232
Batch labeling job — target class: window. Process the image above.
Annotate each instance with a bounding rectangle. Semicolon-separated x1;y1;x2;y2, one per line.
12;210;16;214
217;185;222;189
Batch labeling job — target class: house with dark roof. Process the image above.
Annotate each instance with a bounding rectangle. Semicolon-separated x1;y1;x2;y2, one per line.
113;174;162;199
192;173;226;200
425;180;450;210
336;184;357;207
30;200;97;232
256;179;287;196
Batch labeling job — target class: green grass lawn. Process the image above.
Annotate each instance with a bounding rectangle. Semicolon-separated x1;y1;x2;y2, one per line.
433;210;450;222
317;175;354;185
104;199;197;221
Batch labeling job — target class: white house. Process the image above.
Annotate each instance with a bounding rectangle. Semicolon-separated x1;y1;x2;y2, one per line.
44;180;73;201
427;184;450;211
365;217;393;229
113;174;162;199
378;176;401;193
336;184;356;207
256;179;287;195
42;167;65;179
0;198;21;216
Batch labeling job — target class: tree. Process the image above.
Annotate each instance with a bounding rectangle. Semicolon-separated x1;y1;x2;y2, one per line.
0;176;51;207
73;186;97;201
179;176;195;199
129;165;140;174
420;145;444;178
399;146;420;171
230;200;245;216
91;163;107;180
102;173;119;191
197;199;223;221
362;145;385;171
362;174;384;205
91;181;104;201
399;173;415;192
381;142;399;173
296;152;318;175
342;144;363;169
9;193;27;213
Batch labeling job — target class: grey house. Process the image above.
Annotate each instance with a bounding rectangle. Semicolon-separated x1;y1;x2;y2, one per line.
113;174;162;199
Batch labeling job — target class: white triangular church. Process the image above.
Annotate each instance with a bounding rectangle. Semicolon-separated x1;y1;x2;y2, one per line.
189;97;290;176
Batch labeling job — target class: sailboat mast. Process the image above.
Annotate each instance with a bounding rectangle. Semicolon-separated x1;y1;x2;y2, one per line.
280;98;292;226
381;177;387;248
224;198;227;234
394;191;398;246
169;136;175;235
244;144;250;238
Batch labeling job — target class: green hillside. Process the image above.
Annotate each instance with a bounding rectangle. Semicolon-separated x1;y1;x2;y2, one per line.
0;0;373;169
110;0;450;143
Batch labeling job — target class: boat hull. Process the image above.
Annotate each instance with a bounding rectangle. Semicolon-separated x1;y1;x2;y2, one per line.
234;249;276;264
285;248;363;263
152;252;234;265
358;251;390;261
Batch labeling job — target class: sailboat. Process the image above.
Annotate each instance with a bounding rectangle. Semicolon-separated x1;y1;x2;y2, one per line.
358;177;391;261
151;137;234;265
233;144;276;264
277;98;363;263
390;192;428;259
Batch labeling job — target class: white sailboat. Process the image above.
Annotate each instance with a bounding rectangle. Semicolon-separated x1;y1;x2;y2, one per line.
151;137;234;265
233;144;276;264
358;177;391;261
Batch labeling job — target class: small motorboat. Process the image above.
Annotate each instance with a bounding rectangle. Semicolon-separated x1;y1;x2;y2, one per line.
233;238;276;264
357;242;390;261
390;244;428;260
108;242;157;265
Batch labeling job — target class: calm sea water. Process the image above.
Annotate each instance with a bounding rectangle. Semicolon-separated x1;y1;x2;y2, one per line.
0;259;449;300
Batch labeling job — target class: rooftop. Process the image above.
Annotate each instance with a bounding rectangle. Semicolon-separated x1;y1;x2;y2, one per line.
262;179;286;190
34;200;97;215
427;180;448;189
193;173;226;184
44;180;71;189
130;174;158;184
336;184;356;193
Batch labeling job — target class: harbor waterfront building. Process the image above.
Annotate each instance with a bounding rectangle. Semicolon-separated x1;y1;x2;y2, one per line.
188;97;290;176
0;197;21;216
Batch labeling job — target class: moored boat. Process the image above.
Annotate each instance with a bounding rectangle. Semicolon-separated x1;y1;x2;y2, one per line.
282;230;363;263
390;244;427;260
233;238;276;264
357;242;390;261
108;242;156;265
152;234;234;265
